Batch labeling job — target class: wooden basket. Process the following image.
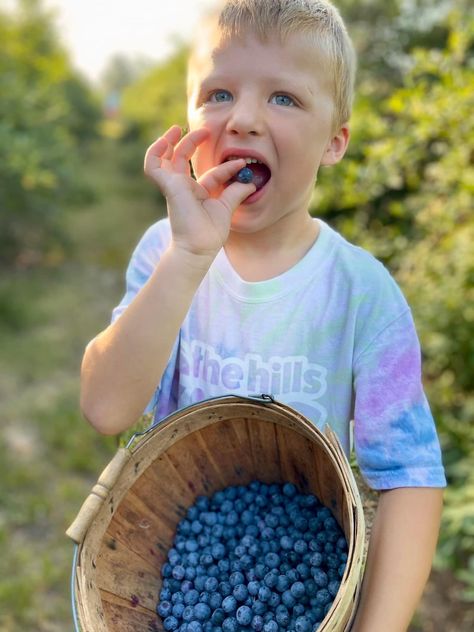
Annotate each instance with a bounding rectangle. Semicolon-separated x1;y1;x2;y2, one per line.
67;396;366;632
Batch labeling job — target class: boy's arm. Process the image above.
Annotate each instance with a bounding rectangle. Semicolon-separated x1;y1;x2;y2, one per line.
80;126;255;435
81;246;213;435
350;487;443;632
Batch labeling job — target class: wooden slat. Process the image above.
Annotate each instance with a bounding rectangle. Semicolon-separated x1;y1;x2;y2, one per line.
101;590;162;632
96;536;160;612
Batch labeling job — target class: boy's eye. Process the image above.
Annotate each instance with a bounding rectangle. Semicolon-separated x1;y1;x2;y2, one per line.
209;90;232;103
270;94;295;107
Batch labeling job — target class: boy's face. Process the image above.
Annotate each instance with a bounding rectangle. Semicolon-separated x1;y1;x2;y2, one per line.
187;29;349;235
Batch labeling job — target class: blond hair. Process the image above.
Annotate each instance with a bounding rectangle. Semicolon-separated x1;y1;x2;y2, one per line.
188;0;357;132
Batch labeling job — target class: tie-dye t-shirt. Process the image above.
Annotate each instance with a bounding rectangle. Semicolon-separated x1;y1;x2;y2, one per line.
112;218;446;490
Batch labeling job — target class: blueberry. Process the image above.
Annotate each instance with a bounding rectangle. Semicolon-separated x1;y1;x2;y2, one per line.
171;591;184;604
326;553;340;569
229;571;245;587
280;535;294;551
172;602;185;618
294;516;308;532
268;591;280;608
294;539;308;555
209;592;223;610
204;577;218;592
183;605;195;621
248;580;260;596
282;483;297;497
222;595;237;613
187;506;199;521
225;510;239;526
275;605;290;626
181;580;193;594
194;576;206;591
172;565;186;580
211;608;225;625
241;509;255;525
264;552;280;569
233;583;249;602
160;587;172;601
235;167;254;184
222;617;239;632
236;605;253;626
157;600;172;618
200;553;213;567
185;540;199;553
219;581;232;596
315;588;332;607
163;615;179;631
258;585;272;602
295;615;312;632
251;614;265;631
265;512;280;528
218;560;230;575
312;568;328;588
296;563;310;579
310;552;323;567
290;581;305;599
281;590;296;608
252;600;267;616
328;579;341;597
194;602;211;621
184;589;200;606
276;575;290;593
304;579;317;597
263;621;278;632
220;500;233;514
264;571;278;588
261;526;275;541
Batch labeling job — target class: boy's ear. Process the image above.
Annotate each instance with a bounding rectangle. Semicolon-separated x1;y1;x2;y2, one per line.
321;124;350;166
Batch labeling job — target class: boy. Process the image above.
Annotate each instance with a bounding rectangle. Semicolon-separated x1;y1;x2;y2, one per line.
80;1;446;630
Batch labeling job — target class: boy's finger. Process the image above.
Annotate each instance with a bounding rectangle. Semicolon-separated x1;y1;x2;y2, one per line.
172;128;210;172
197;159;247;194
219;180;257;212
144;137;168;175
144;126;183;169
162;125;183;143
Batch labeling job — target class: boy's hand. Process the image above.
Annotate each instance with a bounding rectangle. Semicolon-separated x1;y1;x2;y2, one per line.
144;125;256;258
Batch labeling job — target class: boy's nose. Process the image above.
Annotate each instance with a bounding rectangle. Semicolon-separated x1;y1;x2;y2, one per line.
225;98;264;136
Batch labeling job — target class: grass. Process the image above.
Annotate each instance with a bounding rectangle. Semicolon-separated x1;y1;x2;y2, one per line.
0;138;165;631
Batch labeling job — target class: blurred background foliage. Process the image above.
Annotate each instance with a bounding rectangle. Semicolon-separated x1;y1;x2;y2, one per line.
0;0;472;629
0;0;101;269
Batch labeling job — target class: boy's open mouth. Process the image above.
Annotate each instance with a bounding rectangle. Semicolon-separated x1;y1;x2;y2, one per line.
225;156;271;191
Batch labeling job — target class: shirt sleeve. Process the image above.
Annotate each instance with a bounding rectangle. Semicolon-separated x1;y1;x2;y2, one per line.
353;308;446;490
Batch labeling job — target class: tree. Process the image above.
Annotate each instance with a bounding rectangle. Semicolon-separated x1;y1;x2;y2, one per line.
120;46;188;141
0;0;101;266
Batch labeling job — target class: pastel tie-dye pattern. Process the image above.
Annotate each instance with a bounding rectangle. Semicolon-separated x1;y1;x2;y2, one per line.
111;218;446;490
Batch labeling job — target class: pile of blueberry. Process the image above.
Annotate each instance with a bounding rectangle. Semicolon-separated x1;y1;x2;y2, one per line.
156;481;348;632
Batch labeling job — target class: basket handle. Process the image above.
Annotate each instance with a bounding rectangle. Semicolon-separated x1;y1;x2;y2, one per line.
66;447;131;544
